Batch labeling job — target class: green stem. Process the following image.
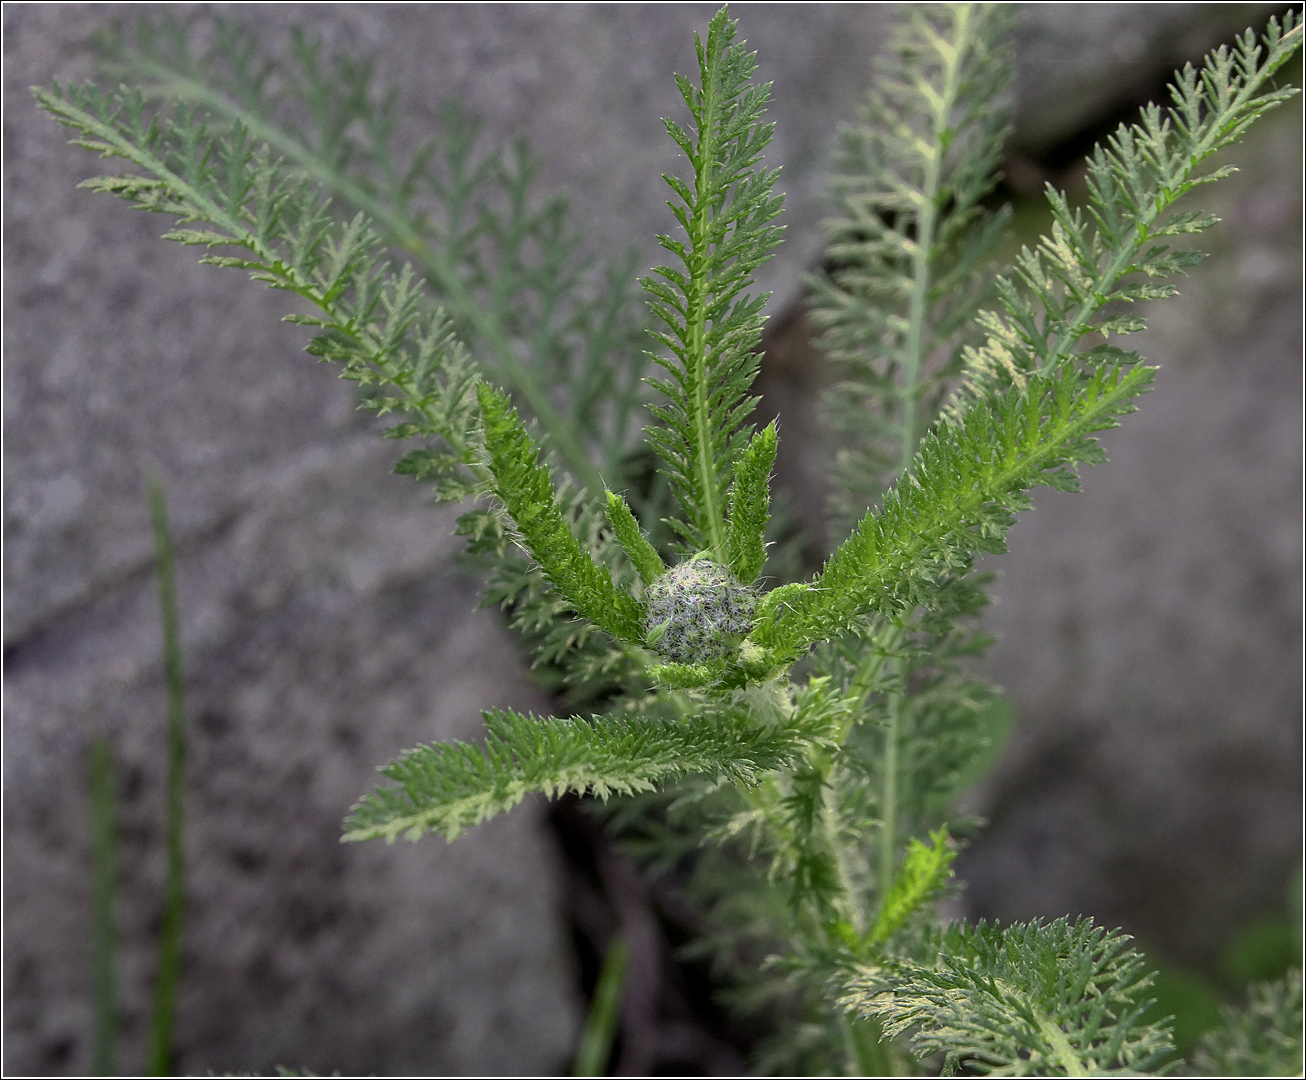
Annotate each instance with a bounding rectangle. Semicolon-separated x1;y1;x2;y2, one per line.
89;736;118;1078
146;476;186;1077
842;1014;900;1077
818;755;865;936
882;15;967;904
122;65;604;494
572;937;629;1077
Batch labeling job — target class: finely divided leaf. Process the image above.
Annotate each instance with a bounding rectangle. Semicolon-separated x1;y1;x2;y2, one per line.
867;828;956;947
842;917;1175;1075
1190;971;1303;1078
725;420;777;584
605;489;667;587
477;384;644;644
344;702;832;843
33;82;485;500
98;18;650;488
951;12;1303;404
641;7;785;559
811;3;1015;526
750;362;1155;662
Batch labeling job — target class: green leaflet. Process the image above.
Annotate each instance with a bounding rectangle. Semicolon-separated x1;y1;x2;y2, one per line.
463;497;648;712
477;384;644;645
842;917;1176;1076
950;13;1304;405
98;18;650;491
344;682;848;843
604;489;666;587
810;3;1015;529
32;83;485;501
867;828;956;948
725;420;777;585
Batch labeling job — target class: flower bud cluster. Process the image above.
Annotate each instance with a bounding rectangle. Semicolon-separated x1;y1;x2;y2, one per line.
643;558;755;663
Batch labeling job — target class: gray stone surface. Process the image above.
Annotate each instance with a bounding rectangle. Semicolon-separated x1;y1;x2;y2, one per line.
3;3;1299;1076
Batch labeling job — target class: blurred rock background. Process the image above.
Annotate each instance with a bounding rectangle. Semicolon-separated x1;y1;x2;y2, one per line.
4;4;1299;1075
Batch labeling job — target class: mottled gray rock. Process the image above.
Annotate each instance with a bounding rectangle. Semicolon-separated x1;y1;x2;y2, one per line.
3;4;1299;1077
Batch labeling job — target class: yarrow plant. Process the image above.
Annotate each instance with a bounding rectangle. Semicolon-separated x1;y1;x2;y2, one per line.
36;5;1303;1074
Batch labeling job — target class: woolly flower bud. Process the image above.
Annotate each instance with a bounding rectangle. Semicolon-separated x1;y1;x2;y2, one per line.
643;558;755;663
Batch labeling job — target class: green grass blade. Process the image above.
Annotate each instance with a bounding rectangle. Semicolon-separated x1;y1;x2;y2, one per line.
146;475;186;1077
573;937;630;1076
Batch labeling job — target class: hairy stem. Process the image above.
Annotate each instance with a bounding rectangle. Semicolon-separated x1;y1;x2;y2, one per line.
820;760;866;935
1036;1013;1087;1076
878;8;973;906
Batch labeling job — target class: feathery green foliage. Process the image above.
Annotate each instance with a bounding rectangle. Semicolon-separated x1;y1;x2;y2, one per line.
866;828;956;948
478;383;645;644
951;15;1303;403
641;8;784;559
811;3;1015;529
1189;970;1303;1078
604;489;667;588
753;360;1154;662
36;5;1303;1074
344;678;847;843
841;917;1176;1076
98;17;649;492
33;79;487;504
726;420;778;584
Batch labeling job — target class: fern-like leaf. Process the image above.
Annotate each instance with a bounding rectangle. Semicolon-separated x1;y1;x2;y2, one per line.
477;384;644;645
345;679;849;843
811;2;1015;527
1189;970;1303;1078
604;489;667;587
33;82;485;499
951;12;1302;404
725;420;778;585
866;827;956;948
751;361;1154;662
99;17;651;491
841;917;1176;1075
641;7;785;559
